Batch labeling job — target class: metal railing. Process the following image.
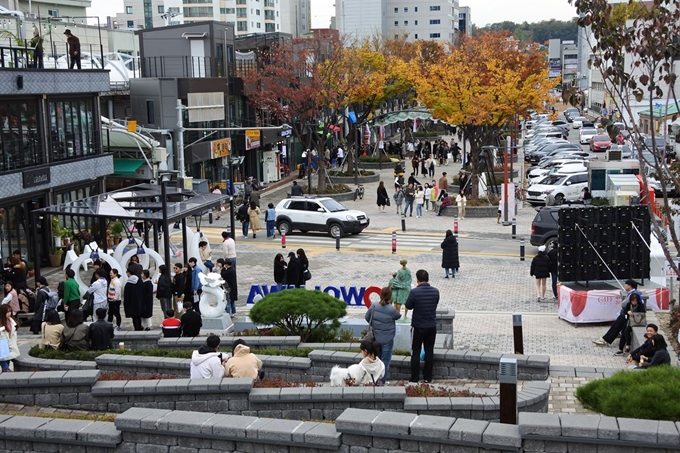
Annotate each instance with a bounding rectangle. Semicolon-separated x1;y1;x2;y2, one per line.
141;56;214;78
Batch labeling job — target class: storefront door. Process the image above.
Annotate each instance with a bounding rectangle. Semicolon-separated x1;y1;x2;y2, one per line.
0;195;49;268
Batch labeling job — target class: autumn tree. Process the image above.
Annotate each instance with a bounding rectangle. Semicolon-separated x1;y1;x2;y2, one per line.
413;31;556;197
570;0;680;276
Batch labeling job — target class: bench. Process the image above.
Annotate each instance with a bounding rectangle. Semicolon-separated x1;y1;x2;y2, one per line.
16;312;34;326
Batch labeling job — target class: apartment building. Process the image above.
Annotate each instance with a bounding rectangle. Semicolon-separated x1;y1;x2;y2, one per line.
0;0;89;18
336;0;460;42
279;0;310;37
458;5;471;35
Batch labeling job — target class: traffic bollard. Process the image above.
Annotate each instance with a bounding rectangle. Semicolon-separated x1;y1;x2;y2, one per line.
208;212;213;224
511;219;516;239
520;239;525;261
281;233;286;249
336;235;340;251
392;231;397;254
401;217;406;232
454;218;459;234
512;313;524;355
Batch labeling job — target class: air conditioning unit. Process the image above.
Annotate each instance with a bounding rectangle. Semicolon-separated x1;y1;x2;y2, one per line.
605;148;622;161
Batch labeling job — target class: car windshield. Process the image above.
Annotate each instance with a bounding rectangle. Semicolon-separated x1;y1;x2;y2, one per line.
320;199;347;212
593;135;610;141
581;128;597;135
574;117;587;122
541;174;568;185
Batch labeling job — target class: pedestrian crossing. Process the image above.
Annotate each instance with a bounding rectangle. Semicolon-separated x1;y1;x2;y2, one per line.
192;228;447;252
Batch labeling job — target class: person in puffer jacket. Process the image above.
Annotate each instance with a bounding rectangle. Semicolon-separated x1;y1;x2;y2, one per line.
224;339;263;379
190;335;226;379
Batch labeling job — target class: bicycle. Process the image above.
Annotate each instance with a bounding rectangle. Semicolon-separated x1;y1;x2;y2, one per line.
354;184;365;201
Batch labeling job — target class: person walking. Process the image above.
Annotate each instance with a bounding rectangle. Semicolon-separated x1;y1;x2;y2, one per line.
429;181;439;213
423;184;431;212
188;258;202;313
141;270;154;331
414;185;425;218
221;231;237;269
86;269;108;318
221;259;237;317
64;29;81;70
456;193;467;219
365;286;401;384
441;230;460;278
247;201;261;239
530;245;552;301
156;264;173;318
405;270;440;383
393;186;405;215
265;203;277;239
212;186;223;220
412;155;420;176
392;259;412;319
238;201;250;238
297;248;310;287
377;181;389;213
403;183;415;217
547;242;559;300
107;269;122;330
63;269;81;321
438;172;449;193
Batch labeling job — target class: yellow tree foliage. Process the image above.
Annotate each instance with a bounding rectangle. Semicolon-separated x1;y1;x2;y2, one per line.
413;31;557;197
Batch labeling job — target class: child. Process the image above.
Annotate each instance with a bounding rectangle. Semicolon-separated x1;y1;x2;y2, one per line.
161;309;181;337
358;340;385;385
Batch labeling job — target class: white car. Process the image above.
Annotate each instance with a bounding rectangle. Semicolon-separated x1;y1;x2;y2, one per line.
275;196;369;238
528;159;586;183
526;172;589;205
572;117;588;129
579;127;599;144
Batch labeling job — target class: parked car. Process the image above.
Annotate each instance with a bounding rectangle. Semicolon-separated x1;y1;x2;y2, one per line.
530;205;586;247
579;127;599;144
590;135;612;152
643;135;675;160
528;159;586;182
581;121;595;129
275;196;370;238
526;172;589;205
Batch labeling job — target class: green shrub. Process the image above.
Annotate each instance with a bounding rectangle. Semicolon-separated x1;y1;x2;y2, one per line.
249;289;347;342
29;346;194;360
591;197;610;206
575;366;680;421
328;170;375;177
301;184;352;195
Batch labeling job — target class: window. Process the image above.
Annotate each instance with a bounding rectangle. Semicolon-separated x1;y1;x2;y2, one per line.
127;20;134;27
265;0;274;6
414;34;418;39
236;7;247;17
237;21;248;31
265;10;274;20
403;7;408;12
256;9;260;15
236;0;246;4
414;6;418;12
404;20;408;26
183;7;213;17
394;7;398;12
430;19;440;24
125;6;133;13
394;21;398;26
430;5;441;11
157;5;164;13
221;7;235;13
414;20;418;25
48;98;98;164
146;101;155;124
0;99;42;172
257;22;261;28
265;23;275;32
430;33;440;38
47;9;58;17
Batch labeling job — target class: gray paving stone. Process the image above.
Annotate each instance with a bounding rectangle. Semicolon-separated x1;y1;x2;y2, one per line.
518;413;561;437
481;422;521;448
403;397;428;411
245;417;275;439
559;414;600;438
37;418;92;440
410;415;455;439
335;408;381;433
656;420;679;445
618;417;657;443
0;415;50;438
156;411;216;433
371;411;417;435
77;420;122;446
597;416;619;440
448;418;489;443
304;422;341;447
115;408;172;430
257;419;303;442
211;414;258;438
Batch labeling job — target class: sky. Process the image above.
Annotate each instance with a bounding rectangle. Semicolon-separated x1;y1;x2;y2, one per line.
88;0;579;29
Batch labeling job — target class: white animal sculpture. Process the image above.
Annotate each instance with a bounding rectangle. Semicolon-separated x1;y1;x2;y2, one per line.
197;272;227;317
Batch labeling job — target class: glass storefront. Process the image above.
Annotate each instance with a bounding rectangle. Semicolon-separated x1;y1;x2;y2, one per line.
0;196;49;267
48;98;98;162
54;182;101;233
0;99;42;172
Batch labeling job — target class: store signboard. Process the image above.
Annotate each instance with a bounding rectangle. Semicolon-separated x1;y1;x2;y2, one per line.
211;137;232;159
22;167;50;189
246;129;261;150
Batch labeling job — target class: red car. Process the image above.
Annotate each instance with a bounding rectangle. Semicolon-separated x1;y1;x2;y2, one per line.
589;134;612;152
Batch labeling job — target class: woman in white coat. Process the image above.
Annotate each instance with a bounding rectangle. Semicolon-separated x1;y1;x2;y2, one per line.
0;304;19;371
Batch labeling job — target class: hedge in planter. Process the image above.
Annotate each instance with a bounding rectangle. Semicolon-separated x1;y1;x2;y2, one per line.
249;289;347;342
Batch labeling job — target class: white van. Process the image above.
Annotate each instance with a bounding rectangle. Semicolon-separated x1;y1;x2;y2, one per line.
528;160;587;183
526;172;589;205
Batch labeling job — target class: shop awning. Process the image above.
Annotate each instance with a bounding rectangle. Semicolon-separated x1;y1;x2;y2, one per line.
113;159;146;176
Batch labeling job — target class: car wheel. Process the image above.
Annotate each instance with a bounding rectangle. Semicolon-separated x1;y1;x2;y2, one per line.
277;220;292;235
328;223;344;238
553;193;565;205
544;237;557;249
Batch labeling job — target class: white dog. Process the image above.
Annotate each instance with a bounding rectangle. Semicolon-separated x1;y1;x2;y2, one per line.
329;364;372;387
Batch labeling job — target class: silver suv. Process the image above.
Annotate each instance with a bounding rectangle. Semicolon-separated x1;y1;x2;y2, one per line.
275;196;370;238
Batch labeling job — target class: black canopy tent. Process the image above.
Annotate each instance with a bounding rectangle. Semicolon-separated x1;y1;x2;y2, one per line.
31;183;229;279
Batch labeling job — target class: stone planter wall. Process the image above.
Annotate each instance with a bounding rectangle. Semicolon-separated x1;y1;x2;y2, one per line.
360;161;404;170
326;173;381;184
440;205;499;218
1;408;679;453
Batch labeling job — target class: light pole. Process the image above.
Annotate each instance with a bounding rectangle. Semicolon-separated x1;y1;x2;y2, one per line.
158;171;178;268
228;156;245;241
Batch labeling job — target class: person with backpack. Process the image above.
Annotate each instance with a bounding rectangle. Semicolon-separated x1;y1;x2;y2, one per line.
32;277;58;334
265;203;277;239
238;201;250;239
85;268;108;319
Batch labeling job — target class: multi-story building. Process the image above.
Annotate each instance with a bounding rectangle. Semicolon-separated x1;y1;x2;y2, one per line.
458;5;471;35
0;43;113;266
561;41;578;88
115;0;282;35
336;0;460;43
0;0;90;18
279;0;310;37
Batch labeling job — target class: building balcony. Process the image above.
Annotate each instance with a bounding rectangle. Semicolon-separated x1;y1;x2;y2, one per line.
141;56;215;78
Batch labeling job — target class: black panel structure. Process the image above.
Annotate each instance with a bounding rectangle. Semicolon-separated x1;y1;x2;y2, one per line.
557;206;650;283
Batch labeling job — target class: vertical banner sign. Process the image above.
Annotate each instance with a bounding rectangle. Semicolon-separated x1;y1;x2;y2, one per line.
245;130;261;150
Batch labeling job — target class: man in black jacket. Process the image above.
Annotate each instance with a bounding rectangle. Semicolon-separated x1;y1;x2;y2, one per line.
172;263;185;314
405;270;440;383
89;307;114;350
221;259;237;317
625;323;657;364
180;300;202;337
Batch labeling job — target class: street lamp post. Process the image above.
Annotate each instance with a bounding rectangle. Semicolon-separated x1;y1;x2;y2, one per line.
228;156;245;241
158;171;177;268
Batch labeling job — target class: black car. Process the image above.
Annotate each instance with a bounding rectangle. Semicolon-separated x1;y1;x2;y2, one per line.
564;107;580;122
530;205;587;247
